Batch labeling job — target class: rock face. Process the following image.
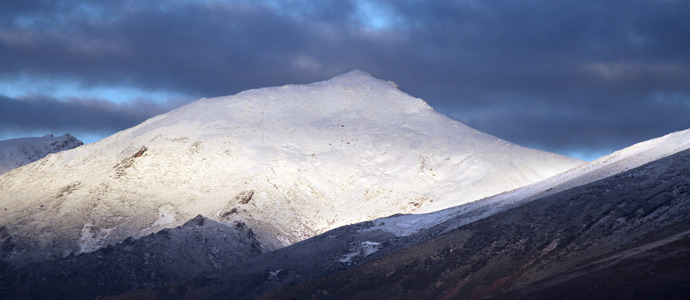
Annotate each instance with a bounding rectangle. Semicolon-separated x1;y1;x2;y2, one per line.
0;71;581;267
0;133;83;174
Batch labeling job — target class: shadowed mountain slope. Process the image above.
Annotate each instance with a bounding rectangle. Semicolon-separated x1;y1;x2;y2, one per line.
0;215;262;300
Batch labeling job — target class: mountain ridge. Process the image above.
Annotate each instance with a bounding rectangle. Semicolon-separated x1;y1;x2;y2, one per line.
0;133;83;174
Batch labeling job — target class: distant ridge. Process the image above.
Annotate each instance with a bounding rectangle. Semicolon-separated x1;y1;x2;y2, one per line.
0;133;83;174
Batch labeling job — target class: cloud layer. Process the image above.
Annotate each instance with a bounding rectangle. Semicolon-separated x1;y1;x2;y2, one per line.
0;94;181;142
1;0;689;159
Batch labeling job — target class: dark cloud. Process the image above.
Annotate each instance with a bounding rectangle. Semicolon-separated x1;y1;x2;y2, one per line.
0;94;181;139
450;91;690;157
1;0;689;159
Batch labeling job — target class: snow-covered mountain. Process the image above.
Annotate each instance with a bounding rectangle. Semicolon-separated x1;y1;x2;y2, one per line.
35;126;687;300
0;134;83;175
70;127;684;300
2;71;689;299
0;71;581;266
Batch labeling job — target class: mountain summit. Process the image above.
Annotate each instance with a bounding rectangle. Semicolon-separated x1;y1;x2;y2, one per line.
0;71;581;265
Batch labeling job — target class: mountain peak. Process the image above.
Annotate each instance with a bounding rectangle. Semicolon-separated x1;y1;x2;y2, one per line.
151;69;425;139
0;73;581;266
318;70;398;90
333;69;374;79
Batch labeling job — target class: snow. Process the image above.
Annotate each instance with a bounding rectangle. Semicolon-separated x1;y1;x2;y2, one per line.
366;127;690;237
78;222;113;254
489;127;690;205
338;241;382;264
0;70;581;264
0;133;83;174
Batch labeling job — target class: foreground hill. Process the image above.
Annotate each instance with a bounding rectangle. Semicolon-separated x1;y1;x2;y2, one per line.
1;215;263;299
0;134;83;174
0;71;580;267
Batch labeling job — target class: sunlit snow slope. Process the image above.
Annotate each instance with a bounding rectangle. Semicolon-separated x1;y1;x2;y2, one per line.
368;127;690;238
0;71;581;264
0;134;83;175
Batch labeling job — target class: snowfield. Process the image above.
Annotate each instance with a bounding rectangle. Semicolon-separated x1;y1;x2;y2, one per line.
0;71;581;265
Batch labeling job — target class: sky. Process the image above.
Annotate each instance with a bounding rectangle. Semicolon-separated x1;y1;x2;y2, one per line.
1;0;689;161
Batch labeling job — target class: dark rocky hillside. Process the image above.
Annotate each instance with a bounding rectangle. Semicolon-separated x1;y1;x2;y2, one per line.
0;216;263;300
